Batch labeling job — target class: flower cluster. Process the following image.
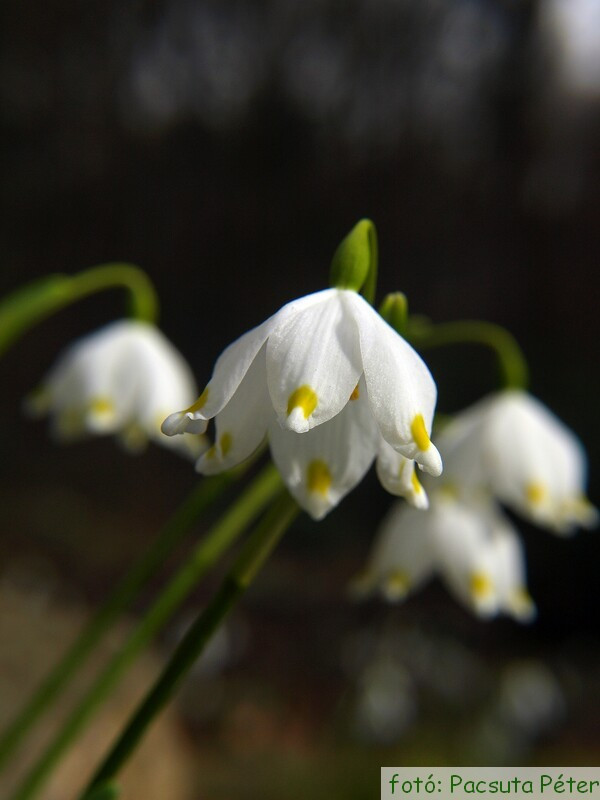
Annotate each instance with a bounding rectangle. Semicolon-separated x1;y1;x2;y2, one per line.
357;390;597;620
162;287;442;519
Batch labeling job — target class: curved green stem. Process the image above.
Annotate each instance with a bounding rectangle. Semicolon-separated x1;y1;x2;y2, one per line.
82;491;299;797
0;263;158;357
0;472;235;772
10;464;283;800
406;319;529;391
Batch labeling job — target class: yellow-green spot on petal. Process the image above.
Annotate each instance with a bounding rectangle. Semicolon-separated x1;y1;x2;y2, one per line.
186;386;209;414
220;432;232;457
470;571;493;599
509;587;534;614
349;384;360;401
287;385;318;419
384;570;411;599
397;459;406;478
411;413;431;451
438;482;459;500
411;470;423;494
89;396;115;417
307;459;332;496
525;482;546;506
205;444;217;460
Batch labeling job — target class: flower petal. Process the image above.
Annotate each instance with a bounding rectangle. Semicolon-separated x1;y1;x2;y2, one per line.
376;439;429;509
196;346;271;475
266;289;362;433
429;498;500;618
481;391;594;533
162;289;331;436
356;503;436;601
268;379;378;519
486;513;536;623
346;292;442;476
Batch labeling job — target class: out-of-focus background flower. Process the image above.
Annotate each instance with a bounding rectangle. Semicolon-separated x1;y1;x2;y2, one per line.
1;1;598;796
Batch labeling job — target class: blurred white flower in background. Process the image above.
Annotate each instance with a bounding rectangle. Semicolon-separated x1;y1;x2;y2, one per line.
356;495;535;622
27;320;206;458
356;389;596;619
163;287;441;519
438;390;597;534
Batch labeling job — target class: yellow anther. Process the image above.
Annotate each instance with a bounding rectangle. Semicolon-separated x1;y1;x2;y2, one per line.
525;482;546;506
349;384;360;401
186;386;209;414
411;413;431;451
411;470;423;494
307;459;332;495
470;571;493;599
287;385;318;419
89;396;115;416
220;432;232;457
384;570;411;598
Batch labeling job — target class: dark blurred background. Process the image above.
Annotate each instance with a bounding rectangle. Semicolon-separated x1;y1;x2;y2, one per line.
0;0;599;797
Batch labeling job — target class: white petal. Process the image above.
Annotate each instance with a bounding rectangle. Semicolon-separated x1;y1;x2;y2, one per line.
486;513;536;623
376;439;429;509
481;391;593;533
358;503;436;601
266;289;362;432
268;380;378;519
429;498;500;618
162;289;332;436
196;346;271;475
346;292;442;476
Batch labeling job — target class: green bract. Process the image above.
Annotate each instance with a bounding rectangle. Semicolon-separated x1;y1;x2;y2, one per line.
329;218;378;300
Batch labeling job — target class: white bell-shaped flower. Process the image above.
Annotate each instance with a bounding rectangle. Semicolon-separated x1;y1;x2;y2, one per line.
27;320;206;457
163;288;441;475
356;494;536;622
436;390;597;534
162;288;442;518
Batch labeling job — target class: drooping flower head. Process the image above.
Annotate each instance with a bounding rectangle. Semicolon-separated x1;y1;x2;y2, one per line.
27;319;206;458
356;494;536;623
437;390;597;534
163;287;442;518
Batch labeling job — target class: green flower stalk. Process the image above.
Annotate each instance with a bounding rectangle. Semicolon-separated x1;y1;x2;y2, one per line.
81;491;300;797
0;472;235;772
0;263;158;357
10;464;283;800
406;318;529;391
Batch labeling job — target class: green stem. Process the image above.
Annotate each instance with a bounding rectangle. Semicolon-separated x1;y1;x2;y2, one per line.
0;263;158;356
10;464;283;800
82;492;299;796
0;472;235;772
406;319;529;391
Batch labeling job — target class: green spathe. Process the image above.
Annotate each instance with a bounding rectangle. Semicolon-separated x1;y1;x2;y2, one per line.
329;219;378;301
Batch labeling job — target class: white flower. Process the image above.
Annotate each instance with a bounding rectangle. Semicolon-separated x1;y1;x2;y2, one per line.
356;495;536;622
162;288;442;518
27;319;206;457
436;390;597;534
